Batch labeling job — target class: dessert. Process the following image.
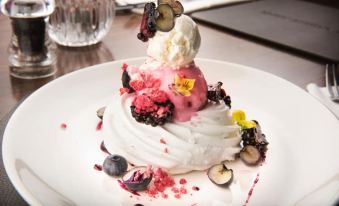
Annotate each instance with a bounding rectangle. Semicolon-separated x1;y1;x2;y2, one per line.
99;0;268;200
103;2;247;175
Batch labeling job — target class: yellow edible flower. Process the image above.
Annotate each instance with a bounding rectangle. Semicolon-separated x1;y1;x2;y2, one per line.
232;110;256;129
174;75;195;97
238;120;256;129
232;110;246;122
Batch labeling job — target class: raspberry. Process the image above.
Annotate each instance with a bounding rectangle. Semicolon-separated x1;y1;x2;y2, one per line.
132;94;155;110
139;73;161;89
150;90;168;103
129;80;145;92
130;90;175;127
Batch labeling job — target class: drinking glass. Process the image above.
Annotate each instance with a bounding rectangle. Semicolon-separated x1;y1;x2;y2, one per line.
48;0;115;47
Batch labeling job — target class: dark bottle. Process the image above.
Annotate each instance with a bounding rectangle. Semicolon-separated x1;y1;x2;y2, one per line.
1;0;56;79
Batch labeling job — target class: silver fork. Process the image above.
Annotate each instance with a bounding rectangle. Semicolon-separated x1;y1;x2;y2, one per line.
326;63;339;102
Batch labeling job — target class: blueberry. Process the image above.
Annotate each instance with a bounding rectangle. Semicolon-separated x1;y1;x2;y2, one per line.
103;155;128;177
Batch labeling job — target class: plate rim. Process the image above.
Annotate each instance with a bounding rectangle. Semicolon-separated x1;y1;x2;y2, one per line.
2;57;338;205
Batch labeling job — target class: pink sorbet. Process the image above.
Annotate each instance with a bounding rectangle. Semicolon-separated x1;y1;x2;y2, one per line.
150;62;208;121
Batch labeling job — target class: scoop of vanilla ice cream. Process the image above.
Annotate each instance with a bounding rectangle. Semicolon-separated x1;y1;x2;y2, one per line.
147;15;201;67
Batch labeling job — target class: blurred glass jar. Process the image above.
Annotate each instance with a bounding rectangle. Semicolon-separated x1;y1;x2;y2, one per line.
48;0;115;47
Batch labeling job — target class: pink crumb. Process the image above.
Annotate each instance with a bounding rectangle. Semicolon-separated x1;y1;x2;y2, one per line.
191;203;198;206
120;87;130;95
96;120;103;131
60;123;67;129
146;186;157;198
174;193;181;199
144;165;153;178
179;186;187;194
160;138;167;144
161;193;168;199
179;178;187;185
171;187;179;193
164;148;169;153
145;167;176;198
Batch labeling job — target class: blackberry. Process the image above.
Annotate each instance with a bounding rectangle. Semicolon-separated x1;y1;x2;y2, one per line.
240;123;269;159
137;32;148;42
241;128;255;140
223;95;231;108
257;143;268;159
121;69;134;93
147;5;157;34
207;82;228;105
138;3;157;42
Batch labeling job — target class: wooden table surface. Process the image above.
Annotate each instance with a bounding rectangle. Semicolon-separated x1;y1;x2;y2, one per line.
0;12;325;120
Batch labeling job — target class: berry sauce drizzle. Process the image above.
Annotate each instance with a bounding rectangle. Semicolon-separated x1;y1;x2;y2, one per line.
243;173;260;206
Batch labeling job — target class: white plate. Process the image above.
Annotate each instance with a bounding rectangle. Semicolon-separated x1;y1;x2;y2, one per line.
3;58;339;206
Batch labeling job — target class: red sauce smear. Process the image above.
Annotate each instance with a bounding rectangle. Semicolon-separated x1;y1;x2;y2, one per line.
243;173;260;206
96;120;103;131
117;180;140;196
